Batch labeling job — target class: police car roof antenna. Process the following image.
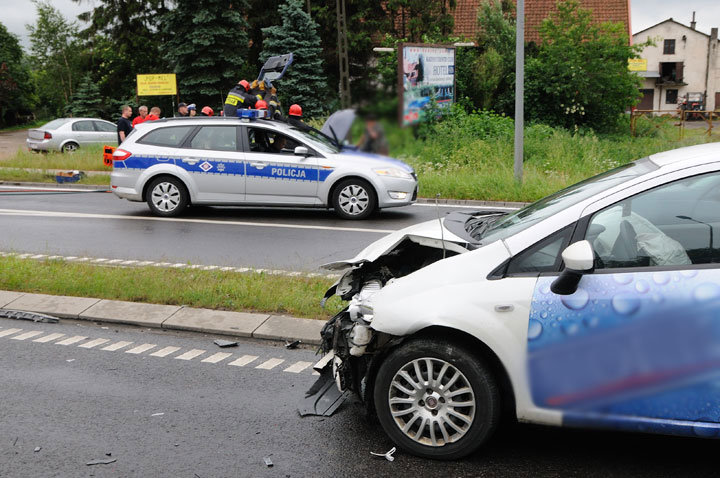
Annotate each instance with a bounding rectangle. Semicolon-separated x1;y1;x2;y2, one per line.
435;193;446;259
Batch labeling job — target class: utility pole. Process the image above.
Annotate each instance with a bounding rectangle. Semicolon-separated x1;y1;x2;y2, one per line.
514;0;524;183
336;0;351;108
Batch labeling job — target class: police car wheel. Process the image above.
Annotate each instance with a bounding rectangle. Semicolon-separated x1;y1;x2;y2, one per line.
374;338;500;460
332;178;376;220
146;177;188;217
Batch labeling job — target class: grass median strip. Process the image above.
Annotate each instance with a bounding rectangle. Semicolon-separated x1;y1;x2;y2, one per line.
0;168;110;185
0;256;342;320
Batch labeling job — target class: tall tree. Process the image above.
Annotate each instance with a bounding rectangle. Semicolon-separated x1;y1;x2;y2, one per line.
27;0;82;116
525;0;643;131
385;0;457;42
162;0;250;108
0;22;35;126
261;0;326;118
65;73;103;117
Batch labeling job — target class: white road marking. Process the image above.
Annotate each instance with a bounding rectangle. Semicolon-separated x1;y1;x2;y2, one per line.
150;346;181;357
174;349;205;360
55;335;87;345
125;343;156;354
255;358;284;370
101;341;133;351
78;338;110;349
228;355;258;367
201;352;233;364
283;361;312;374
0;328;23;337
11;331;44;341
0;208;395;234
33;333;65;343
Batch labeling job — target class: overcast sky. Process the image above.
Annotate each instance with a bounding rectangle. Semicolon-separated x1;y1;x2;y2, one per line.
2;0;720;50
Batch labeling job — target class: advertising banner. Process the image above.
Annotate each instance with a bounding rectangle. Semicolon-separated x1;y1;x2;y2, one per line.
628;59;648;72
137;74;178;96
399;44;455;126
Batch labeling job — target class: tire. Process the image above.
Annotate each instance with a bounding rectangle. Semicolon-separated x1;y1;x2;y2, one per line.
146;176;189;217
331;178;377;220
374;338;500;460
62;142;79;153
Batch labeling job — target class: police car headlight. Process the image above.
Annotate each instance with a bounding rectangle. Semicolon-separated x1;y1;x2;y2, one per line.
373;167;413;179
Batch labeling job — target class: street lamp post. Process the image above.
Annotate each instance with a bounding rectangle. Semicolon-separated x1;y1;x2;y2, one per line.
514;0;525;183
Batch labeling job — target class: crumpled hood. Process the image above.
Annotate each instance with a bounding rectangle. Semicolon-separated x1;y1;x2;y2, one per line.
321;218;470;271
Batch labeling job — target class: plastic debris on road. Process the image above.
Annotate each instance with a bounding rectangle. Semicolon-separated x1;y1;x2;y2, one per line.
370;447;396;462
0;309;59;323
86;458;117;466
213;339;238;348
263;456;273;467
285;340;301;349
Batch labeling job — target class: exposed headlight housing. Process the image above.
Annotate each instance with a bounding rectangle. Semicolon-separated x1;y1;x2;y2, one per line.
373;167;413;179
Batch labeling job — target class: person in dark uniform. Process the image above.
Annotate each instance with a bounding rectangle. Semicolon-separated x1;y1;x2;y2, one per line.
223;80;257;117
117;105;132;144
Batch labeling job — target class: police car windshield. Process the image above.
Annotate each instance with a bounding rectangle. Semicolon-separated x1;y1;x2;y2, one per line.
475;159;659;243
289;127;340;154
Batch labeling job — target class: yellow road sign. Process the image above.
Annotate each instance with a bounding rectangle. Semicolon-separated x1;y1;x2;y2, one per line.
137;74;177;96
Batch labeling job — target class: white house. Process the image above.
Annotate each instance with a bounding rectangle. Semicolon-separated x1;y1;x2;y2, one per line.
632;15;719;112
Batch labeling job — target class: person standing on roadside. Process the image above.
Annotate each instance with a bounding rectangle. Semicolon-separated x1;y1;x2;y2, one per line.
117;105;133;144
147;106;162;121
176;102;189;117
357;113;389;156
132;105;148;127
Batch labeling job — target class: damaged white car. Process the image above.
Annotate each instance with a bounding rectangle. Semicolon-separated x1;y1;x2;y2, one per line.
309;142;720;460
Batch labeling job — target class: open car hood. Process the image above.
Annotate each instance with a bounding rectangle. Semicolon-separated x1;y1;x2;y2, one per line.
321;218;470;271
321;109;356;143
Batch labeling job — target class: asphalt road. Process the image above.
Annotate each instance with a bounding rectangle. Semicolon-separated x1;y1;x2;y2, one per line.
1;316;717;477
0;187;510;271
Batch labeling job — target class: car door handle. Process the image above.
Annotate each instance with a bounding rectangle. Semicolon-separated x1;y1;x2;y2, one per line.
250;162;266;168
494;304;514;313
181;158;200;165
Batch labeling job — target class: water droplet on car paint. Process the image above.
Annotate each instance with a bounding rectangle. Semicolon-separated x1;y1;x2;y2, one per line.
693;283;720;303
653;272;670;285
681;270;698;278
692;420;719;437
611;293;641;316
651;293;664;304
540;283;551;295
635;280;650;293
541;312;548;319
584;316;601;328
613;274;633;285
556;316;563;322
562;322;580;336
561;288;589;310
528;320;543;340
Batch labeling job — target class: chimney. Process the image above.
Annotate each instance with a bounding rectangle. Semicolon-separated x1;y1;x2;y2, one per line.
690;11;696;30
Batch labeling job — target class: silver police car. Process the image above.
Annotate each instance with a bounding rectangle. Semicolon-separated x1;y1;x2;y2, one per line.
110;116;418;219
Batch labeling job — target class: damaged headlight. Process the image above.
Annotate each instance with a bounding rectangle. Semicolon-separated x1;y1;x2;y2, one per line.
348;279;382;322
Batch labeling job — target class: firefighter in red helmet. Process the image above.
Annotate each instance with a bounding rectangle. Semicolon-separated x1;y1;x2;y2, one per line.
223;79;257;117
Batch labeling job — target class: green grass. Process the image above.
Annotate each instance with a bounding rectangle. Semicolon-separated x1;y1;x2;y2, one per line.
0;256;342;320
0;168;110;185
1;144;111;171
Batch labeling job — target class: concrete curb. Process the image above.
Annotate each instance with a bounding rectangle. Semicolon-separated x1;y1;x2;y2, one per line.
0;180;109;191
0;290;324;346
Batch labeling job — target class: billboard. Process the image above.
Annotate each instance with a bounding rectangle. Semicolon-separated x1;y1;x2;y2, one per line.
628;59;648;72
136;74;178;96
399;44;455;126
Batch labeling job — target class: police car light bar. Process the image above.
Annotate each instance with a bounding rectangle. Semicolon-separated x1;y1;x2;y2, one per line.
237;109;269;120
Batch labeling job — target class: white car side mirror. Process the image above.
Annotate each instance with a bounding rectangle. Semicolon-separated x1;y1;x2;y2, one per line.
294;146;310;156
551;240;595;295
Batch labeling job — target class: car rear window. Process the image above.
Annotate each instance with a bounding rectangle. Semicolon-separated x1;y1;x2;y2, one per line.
42;118;72;130
137;126;195;147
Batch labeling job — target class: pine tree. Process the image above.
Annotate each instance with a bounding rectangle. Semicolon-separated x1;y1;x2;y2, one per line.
261;0;326;118
65;73;102;117
162;0;250;108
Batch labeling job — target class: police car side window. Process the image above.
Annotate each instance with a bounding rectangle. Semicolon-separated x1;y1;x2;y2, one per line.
137;126;195;147
189;126;238;151
246;128;302;155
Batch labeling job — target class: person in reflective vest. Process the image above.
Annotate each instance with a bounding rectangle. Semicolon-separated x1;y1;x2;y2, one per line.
223;80;257;117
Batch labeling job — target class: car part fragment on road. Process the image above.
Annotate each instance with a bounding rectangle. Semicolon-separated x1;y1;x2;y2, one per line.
285;340;301;349
370;446;396;462
213;339;238;348
0;309;59;323
263;456;273;467
34;447;41;453
86;458;117;466
298;369;350;417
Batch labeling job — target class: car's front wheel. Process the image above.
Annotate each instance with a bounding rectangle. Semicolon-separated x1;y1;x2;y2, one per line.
146;176;189;217
331;178;377;220
374;338;500;460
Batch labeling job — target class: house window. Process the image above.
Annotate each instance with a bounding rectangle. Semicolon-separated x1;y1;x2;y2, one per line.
664;39;676;54
666;89;678;104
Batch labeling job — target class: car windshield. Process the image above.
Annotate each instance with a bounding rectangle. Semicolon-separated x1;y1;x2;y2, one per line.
42;118;72;130
474;158;659;243
288;127;340;154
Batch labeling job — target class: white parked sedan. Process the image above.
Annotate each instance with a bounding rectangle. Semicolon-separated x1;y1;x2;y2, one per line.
314;142;720;459
26;118;118;153
110;116;418;219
